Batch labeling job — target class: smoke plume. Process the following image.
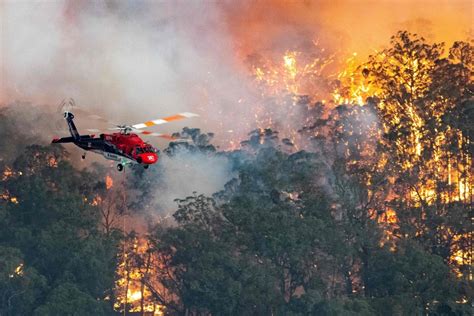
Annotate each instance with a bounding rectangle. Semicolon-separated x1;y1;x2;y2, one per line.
1;1;471;216
2;1;470;142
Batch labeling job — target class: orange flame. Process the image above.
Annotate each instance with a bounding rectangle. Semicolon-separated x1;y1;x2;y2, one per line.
114;237;163;315
106;175;113;190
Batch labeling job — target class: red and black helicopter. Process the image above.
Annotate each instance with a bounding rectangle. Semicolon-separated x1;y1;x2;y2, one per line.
52;100;198;171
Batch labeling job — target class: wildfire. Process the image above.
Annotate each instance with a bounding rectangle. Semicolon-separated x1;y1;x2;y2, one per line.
332;52;380;106
283;51;297;81
250;43;335;99
243;44;340;151
246;35;472;280
377;208;398;225
115;237;163;315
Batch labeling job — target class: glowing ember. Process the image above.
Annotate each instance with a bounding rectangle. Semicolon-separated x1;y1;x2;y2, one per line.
1;191;19;204
91;196;102;206
2;167;14;181
283;52;297;81
128;290;142;302
106;175;113;190
48;156;58;167
9;263;24;278
450;233;473;280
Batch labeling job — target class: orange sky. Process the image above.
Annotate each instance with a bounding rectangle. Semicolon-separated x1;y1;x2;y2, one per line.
221;0;472;57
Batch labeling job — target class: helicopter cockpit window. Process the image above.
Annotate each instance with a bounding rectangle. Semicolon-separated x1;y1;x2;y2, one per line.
143;145;155;153
135;147;144;154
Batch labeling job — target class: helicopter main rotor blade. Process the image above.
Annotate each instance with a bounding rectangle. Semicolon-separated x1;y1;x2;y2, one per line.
64;104;199;138
86;127;127;133
58;100;117;126
85;128;186;141
131;112;199;130
86;129;103;133
132;129;187;140
73;109;117;125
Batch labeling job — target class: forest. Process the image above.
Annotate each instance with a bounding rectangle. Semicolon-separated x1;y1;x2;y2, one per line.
0;32;472;315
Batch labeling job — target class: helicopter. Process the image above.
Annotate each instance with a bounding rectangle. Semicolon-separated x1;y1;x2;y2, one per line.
52;100;198;171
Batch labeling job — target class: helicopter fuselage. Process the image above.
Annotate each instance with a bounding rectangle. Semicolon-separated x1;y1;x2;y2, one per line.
52;112;158;170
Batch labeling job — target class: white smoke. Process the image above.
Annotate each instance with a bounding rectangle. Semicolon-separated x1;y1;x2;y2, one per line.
2;1;469;145
1;1;258;144
153;149;233;213
1;0;470;218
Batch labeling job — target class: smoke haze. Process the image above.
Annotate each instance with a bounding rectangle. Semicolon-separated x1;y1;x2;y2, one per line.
1;0;471;215
1;1;256;140
153;149;233;213
2;1;470;139
223;0;472;57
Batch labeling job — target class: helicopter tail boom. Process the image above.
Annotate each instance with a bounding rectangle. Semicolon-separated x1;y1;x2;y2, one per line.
52;136;76;144
64;112;81;140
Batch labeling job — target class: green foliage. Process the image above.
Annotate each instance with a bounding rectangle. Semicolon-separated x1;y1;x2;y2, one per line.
147;135;383;314
143;31;471;315
367;242;459;314
0;145;120;315
1;30;472;315
0;246;47;315
34;283;107;316
165;127;217;156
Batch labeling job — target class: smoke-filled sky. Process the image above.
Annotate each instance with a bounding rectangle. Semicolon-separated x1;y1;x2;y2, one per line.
1;0;471;142
225;0;472;56
1;0;470;218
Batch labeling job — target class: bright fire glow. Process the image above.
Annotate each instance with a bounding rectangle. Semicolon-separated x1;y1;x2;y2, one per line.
9;263;24;278
106;175;113;190
245;37;472;281
114;237;163;315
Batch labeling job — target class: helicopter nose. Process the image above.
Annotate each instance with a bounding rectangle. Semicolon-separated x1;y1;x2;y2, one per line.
140;153;158;164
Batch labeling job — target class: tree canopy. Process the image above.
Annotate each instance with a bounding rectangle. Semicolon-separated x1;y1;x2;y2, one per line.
0;32;472;315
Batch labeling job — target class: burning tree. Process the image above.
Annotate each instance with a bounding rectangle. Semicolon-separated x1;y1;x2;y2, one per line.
0;144;121;314
361;32;473;280
1;29;472;315
114;233;164;315
139;131;465;314
111;31;473;315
